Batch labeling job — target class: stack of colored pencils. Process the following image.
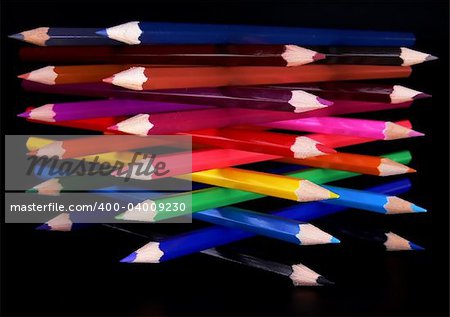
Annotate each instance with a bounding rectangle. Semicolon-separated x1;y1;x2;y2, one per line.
11;20;434;286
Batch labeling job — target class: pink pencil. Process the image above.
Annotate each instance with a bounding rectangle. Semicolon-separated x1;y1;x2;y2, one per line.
261;117;424;140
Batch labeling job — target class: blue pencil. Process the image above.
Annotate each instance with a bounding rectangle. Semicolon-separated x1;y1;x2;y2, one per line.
120;179;419;263
323;185;426;214
97;21;415;46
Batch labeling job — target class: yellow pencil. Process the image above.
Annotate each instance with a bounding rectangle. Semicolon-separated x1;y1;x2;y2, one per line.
191;167;338;202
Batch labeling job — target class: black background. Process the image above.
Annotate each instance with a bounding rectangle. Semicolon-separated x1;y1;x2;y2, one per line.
1;0;449;316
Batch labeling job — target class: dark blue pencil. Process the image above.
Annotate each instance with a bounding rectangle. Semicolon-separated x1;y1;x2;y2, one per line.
97;21;415;46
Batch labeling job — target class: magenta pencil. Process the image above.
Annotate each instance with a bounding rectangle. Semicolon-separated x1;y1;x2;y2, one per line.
108;108;304;135
261;117;424;140
21;81;412;118
22;80;429;106
17;99;212;122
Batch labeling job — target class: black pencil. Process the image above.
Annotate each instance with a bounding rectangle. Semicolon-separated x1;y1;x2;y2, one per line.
315;46;436;66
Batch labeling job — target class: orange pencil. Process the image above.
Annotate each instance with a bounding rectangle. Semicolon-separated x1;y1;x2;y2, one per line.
280;152;415;176
104;65;412;90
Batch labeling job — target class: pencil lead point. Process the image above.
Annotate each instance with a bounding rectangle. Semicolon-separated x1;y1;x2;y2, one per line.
412;204;427;213
317;97;334;107
115;213;125;220
102;76;114;84
409;241;425;251
313;53;327;61
96;29;108;37
317;276;335;286
120;252;138;263
36;223;51;231
330;236;341;244
17;111;30;118
408;130;425;137
18;73;30;80
9;33;24;41
329;192;340;199
413;92;432;99
315;143;337;155
107;124;119;131
26;188;38;193
425;54;438;62
26;150;37;156
407;167;417;173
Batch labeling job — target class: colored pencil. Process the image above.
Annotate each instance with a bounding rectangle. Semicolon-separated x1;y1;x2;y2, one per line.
104;65;411;90
120;178;421;263
97;21;415;46
26;120;412;158
262;117;424;140
103;224;333;286
315;46;436;66
18;65;132;85
321;185;426;214
188;167;339;202
190;128;336;159
20;88;332;115
21;81;430;106
267;82;431;104
19;82;417;117
9;27;121;46
107;108;314;135
18;99;211;122
315;219;424;251
118;151;413;221
279;152;415;176
18;45;324;66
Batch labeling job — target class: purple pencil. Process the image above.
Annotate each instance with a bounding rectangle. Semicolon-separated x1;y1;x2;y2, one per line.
17;99;211;122
20;81;331;114
21;81;412;117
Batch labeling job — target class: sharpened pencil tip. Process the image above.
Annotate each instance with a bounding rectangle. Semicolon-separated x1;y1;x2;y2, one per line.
407;167;417;173
18;73;30;80
317;276;335;286
409;241;425;251
329;192;340;199
412;204;427;213
102;76;114;84
9;33;24;41
425;54;438;62
413;92;432;100
317;97;334;107
26;150;37;156
313;53;327;61
26;188;38;193
316;143;337;155
17;112;30;118
115;213;125;220
107;124;119;131
330;236;341;244
408;130;425;137
95;29;108;37
36;223;51;231
120;252;138;263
